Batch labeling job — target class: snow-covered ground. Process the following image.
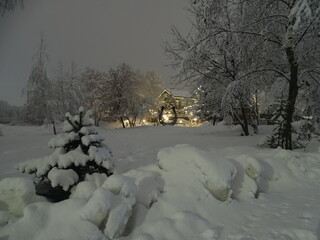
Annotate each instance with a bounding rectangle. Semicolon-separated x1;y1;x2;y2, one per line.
1;124;320;240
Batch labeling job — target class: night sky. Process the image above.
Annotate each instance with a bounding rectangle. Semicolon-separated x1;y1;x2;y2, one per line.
0;0;191;106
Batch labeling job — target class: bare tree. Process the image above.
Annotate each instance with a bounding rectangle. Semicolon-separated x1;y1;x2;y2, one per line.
165;0;320;147
0;0;23;15
96;63;136;128
21;35;51;125
164;0;262;135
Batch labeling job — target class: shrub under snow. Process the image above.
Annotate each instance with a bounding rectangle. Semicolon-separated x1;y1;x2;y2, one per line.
17;107;113;201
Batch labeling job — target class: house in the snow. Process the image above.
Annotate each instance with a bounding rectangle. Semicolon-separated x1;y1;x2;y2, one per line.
151;89;199;124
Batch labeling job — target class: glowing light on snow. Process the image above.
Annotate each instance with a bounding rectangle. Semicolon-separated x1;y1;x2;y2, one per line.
163;114;169;121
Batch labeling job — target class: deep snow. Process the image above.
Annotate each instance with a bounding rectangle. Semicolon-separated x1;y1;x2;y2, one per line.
0;124;320;240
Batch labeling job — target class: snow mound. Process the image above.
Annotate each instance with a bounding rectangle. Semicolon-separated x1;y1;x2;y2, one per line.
73;174;137;239
230;155;264;199
158;144;236;201
236;155;263;180
70;181;97;199
79;188;112;226
102;174;136;202
104;201;132;239
0;174;137;240
1;200;107;240
100;175;136;239
125;168;164;208
133;211;219;240
85;173;108;188
0;177;39;216
0;210;16;227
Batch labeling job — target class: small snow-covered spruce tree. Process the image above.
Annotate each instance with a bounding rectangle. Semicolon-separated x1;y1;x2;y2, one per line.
17;107;113;201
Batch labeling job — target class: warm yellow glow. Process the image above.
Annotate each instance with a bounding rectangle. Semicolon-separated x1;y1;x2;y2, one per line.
163;114;169;121
179;120;183;124
142;119;146;123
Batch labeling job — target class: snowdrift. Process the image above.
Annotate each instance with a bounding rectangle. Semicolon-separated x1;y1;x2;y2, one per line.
1;126;320;240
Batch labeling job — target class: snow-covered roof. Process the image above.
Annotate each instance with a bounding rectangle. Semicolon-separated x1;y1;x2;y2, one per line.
160;89;193;98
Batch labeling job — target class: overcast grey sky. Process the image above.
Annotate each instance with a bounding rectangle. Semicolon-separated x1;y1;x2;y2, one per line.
0;0;191;106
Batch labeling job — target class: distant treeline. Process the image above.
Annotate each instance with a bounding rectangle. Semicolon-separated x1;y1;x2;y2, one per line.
0;100;20;124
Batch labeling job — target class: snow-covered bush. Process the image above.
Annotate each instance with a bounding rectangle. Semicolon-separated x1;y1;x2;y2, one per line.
260;119;319;149
17;107;113;201
293;120;319;147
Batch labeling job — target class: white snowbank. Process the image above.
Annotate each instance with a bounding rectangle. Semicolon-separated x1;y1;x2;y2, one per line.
79;188;112;226
0;174;137;240
70;181;97;199
131;211;219;240
2;125;320;240
102;174;136;200
85;173;108;188
0;177;39;216
158;144;237;201
124;167;163;208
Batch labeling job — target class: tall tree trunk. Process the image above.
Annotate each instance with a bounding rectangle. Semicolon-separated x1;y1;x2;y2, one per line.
240;107;249;136
282;47;299;150
232;108;249;136
278;0;300;150
120;116;126;128
51;119;57;135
